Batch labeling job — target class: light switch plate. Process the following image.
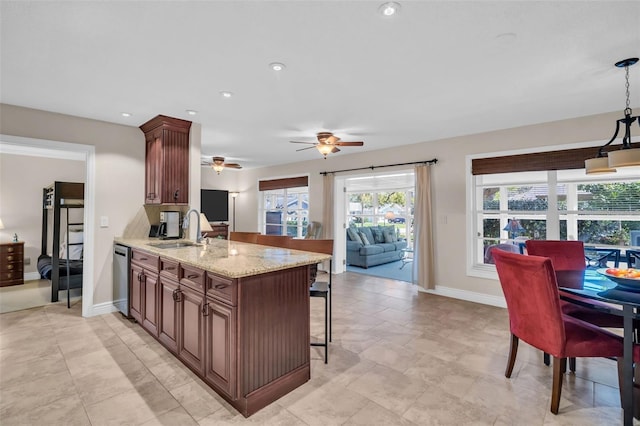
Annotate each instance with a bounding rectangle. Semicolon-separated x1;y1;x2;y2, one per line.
100;216;109;227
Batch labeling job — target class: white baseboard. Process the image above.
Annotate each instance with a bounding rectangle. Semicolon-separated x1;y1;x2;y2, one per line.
24;272;41;281
418;285;507;308
89;300;118;317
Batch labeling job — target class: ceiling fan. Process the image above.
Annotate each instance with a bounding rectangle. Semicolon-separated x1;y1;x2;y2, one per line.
290;132;364;158
202;156;242;174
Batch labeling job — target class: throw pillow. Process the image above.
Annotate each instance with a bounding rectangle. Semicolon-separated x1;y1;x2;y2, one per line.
383;229;397;243
359;232;371;245
371;227;385;244
347;227;363;244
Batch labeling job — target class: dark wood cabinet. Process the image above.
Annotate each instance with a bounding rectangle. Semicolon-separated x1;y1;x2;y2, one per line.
130;249;160;336
158;259;180;353
139;115;192;205
177;284;205;376
204;296;237;399
142;270;159;336
126;244;313;418
158;276;179;353
0;242;24;287
129;263;143;323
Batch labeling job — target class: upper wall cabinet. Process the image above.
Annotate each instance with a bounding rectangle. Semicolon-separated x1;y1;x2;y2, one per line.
140;115;192;205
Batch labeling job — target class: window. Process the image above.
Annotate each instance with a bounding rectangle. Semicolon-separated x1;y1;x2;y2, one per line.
261;186;309;237
471;166;640;270
345;172;414;245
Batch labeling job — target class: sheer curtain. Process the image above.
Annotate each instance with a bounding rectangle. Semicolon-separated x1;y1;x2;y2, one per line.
413;164;435;290
322;173;334;239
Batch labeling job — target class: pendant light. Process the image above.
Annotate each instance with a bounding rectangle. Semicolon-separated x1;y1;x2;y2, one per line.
585;58;640;174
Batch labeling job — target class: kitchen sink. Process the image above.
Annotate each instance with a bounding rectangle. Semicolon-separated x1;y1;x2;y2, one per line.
148;241;198;249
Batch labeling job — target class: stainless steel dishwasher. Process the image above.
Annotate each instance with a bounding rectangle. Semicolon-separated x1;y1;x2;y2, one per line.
113;243;131;317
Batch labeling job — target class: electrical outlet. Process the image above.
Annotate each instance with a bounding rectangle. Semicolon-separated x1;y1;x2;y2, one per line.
24;257;31;265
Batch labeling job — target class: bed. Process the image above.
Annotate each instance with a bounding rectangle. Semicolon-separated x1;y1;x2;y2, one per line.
40;181;84;306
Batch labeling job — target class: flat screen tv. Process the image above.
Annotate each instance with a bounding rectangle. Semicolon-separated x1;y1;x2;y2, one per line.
201;189;229;222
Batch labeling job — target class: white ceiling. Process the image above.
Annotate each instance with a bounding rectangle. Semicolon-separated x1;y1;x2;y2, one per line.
2;1;639;170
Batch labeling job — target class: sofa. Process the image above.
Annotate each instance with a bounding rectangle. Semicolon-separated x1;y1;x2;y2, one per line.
346;225;408;268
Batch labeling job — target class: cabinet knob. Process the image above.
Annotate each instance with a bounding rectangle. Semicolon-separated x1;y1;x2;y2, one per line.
187;273;199;279
6;255;13;261
201;303;210;316
7;248;14;253
214;284;228;290
172;288;183;302
7;265;13;270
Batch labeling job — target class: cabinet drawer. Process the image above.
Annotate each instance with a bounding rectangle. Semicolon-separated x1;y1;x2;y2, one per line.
206;273;237;305
0;246;23;257
0;262;23;273
160;257;179;279
0;270;22;281
132;249;159;270
180;264;205;292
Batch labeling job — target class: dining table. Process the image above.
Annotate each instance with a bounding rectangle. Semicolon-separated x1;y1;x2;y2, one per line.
557;269;640;426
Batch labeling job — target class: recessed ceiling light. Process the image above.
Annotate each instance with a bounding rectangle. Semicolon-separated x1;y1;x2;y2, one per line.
121;112;131;117
186;109;198;115
269;62;286;71
220;91;233;98
378;2;400;17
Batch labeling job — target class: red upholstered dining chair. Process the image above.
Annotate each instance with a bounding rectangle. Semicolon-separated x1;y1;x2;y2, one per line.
492;249;623;415
525;240;625;369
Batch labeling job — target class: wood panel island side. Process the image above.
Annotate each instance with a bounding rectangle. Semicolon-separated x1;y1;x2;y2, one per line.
114;238;331;417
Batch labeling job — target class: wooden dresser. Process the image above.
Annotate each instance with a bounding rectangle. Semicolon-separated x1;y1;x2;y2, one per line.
0;242;24;287
205;224;229;240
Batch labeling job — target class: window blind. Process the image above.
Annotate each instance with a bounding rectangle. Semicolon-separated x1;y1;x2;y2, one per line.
258;176;308;191
471;146;613;175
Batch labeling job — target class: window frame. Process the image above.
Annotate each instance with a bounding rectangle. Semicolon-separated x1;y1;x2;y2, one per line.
466;147;640;280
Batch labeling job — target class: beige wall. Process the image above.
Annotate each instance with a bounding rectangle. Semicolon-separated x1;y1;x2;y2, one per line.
0;154;85;274
0;103;145;311
204;110;639;302
1;101;636;310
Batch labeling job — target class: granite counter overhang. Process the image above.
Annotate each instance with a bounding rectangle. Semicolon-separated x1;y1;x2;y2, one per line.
114;238;331;278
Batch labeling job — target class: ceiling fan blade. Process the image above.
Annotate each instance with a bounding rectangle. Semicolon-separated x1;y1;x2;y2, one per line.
225;163;242;169
290;141;316;145
334;141;364;146
296;146;316;152
326;135;340;144
331;147;341;153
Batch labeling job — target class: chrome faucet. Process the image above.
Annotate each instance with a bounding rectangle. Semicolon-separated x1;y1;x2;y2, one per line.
183;209;204;244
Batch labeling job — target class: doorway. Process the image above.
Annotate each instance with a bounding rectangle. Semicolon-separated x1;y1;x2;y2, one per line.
341;170;415;283
0;135;95;317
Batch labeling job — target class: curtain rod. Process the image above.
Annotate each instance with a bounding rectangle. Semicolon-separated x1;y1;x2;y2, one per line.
319;158;438;175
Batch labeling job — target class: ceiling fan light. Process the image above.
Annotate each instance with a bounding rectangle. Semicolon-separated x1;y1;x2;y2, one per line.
317;144;334;156
585;156;617;174
608;147;640;168
212;164;224;174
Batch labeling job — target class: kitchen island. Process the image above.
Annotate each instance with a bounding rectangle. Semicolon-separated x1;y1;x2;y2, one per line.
114;237;331;417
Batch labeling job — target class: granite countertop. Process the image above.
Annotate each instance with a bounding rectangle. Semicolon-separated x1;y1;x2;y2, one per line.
114;237;331;278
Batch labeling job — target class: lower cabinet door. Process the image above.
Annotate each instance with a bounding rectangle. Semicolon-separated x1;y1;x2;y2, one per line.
158;276;179;353
129;263;143;323
204;298;237;399
178;286;205;375
142;270;159;337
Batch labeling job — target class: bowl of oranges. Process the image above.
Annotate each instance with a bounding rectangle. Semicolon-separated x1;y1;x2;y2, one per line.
598;268;640;290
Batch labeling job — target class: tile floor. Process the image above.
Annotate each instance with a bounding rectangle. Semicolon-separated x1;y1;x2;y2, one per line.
0;272;632;425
